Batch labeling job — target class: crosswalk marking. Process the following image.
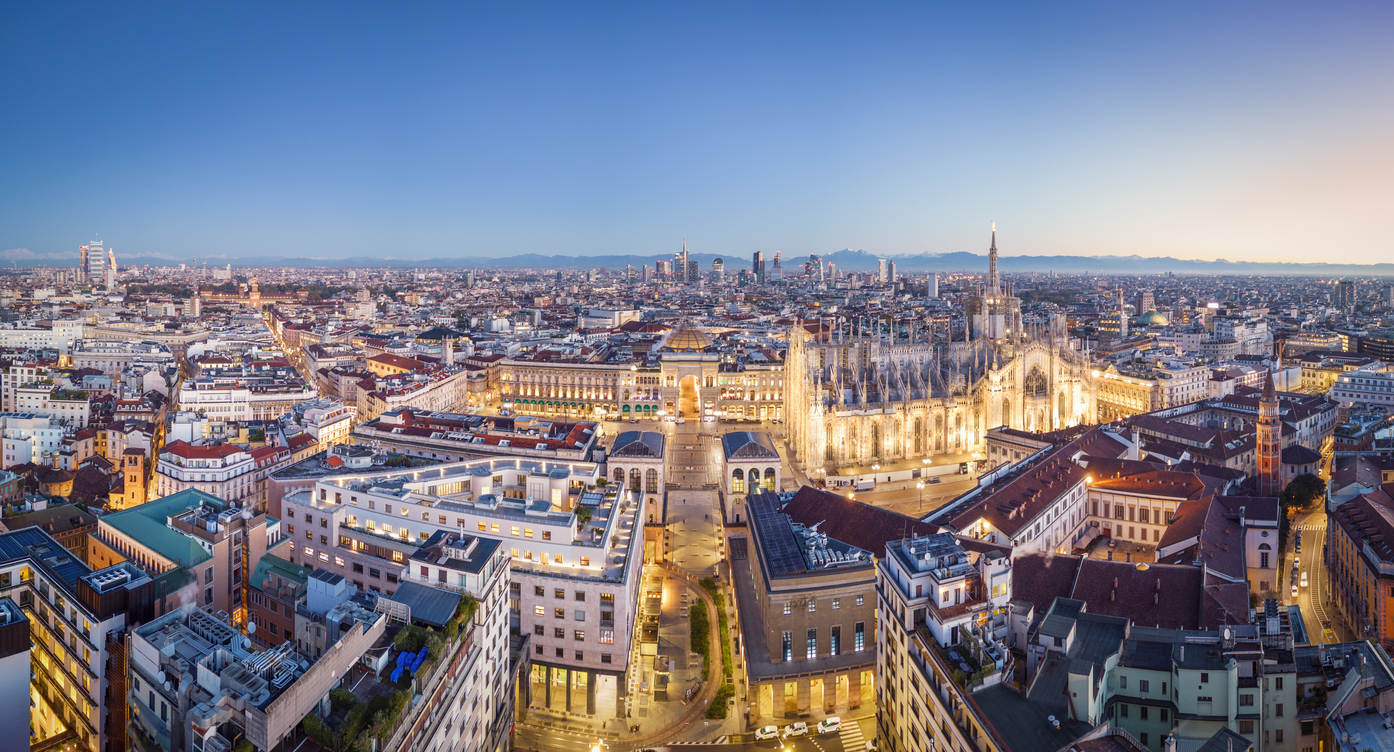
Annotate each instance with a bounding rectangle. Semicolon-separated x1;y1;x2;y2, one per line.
840;722;867;752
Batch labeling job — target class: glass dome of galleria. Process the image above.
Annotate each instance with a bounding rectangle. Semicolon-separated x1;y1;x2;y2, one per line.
665;325;713;351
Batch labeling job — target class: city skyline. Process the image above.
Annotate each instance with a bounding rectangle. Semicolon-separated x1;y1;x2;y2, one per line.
3;2;1392;264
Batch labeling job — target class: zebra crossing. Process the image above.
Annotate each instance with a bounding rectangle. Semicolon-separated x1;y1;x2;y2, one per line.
839;721;868;752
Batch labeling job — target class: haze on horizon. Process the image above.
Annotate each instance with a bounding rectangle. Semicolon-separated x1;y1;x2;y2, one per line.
2;2;1391;265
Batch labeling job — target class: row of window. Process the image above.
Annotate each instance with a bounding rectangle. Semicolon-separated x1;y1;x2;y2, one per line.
532;624;616;643
534;644;613;663
781;594;863;615
780;623;865;660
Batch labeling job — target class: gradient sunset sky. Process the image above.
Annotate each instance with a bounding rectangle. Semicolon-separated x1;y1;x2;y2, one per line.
2;2;1391;263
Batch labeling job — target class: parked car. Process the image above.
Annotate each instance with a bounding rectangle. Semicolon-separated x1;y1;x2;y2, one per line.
817;717;842;734
676;418;686;424
755;726;780;741
1291;583;1299;599
1294;555;1300;568
785;722;808;737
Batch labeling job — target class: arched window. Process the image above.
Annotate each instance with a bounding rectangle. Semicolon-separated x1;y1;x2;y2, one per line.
935;414;945;452
613;467;624;482
1058;391;1068;425
732;468;745;494
914;418;923;455
629;468;641;491
1025;366;1048;397
645;468;658;493
764;468;776;491
1002;398;1012;428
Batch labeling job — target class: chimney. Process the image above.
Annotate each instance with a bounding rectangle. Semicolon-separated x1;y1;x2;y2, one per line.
1163;735;1178;752
1131;427;1142;460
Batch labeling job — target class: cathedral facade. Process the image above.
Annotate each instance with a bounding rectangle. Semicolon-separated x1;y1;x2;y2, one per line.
785;230;1098;474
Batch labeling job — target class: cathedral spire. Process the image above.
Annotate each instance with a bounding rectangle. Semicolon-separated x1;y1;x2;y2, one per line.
988;222;1000;295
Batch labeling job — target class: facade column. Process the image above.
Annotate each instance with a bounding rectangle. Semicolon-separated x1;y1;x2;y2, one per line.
565;668;572;713
848;671;862;710
797;677;811;715
586;670;596;715
545;666;552;707
616;669;627;719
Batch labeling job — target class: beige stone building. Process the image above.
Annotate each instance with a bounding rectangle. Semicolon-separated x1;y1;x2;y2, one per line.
734;492;877;723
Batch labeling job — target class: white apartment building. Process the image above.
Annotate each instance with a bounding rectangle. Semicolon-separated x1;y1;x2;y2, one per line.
69;338;175;376
178;380;321;422
154;440;292;509
397;531;516;752
281;456;644;720
14;384;92;427
1;360;54;412
358;365;468;421
0;320;84;352
299;399;355;449
0;412;64;469
1329;364;1394;409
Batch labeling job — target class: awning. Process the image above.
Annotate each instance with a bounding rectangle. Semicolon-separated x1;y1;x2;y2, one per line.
1073;526;1102;551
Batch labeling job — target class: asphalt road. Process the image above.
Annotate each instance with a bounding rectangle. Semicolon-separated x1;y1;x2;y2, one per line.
1291;507;1353;645
515;716;873;752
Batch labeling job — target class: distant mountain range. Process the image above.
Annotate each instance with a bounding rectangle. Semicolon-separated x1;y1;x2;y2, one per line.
5;247;1393;276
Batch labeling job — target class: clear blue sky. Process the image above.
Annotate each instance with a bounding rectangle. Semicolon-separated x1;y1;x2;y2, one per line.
2;2;1391;264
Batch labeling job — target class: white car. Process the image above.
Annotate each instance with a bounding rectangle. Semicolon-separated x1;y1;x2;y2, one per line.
1291;583;1299;599
676;418;686;424
866;741;879;752
1301;572;1309;588
785;722;808;737
1294;555;1300;568
817;717;842;734
755;726;779;741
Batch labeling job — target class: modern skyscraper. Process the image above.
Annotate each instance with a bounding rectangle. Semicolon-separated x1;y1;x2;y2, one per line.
770;251;783;282
79;241;105;286
886;260;896;285
927;272;938;298
877;258;888;283
753;251;765;285
1337;279;1357;309
711;257;724;282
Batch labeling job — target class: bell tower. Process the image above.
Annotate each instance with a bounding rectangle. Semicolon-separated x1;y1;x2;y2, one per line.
1256;372;1282;496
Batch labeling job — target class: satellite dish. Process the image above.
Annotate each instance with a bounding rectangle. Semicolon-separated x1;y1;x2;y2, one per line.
164;681;172;691
1223;627;1232;641
247;622;257;635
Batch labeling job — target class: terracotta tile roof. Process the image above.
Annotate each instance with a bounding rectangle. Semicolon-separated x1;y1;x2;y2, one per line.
1081;457;1216;500
161;439;243;459
1068;558;1222;630
778;486;937;557
946;431;1104;537
1009;553;1082;612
